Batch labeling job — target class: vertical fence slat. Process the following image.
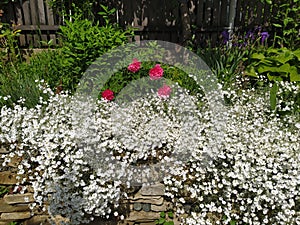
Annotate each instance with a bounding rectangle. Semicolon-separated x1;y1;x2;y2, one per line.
29;0;40;47
196;0;204;28
220;0;229;28
204;0;213;27
211;0;221;44
254;1;263;26
37;0;48;45
14;2;26;46
22;0;33;47
45;0;57;45
234;0;242;29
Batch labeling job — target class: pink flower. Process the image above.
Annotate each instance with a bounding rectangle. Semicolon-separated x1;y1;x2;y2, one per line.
157;85;171;98
101;89;114;101
127;58;141;73
149;64;164;80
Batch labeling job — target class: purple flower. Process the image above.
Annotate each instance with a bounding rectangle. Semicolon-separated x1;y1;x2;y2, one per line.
260;32;269;43
221;30;229;44
245;30;255;40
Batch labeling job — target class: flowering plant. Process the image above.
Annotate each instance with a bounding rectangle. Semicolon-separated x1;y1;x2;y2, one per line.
127;58;141;73
101;89;114;101
149;64;164;80
0;55;299;225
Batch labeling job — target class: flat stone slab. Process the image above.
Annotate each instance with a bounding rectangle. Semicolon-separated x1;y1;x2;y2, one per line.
1;211;31;220
23;215;51;225
140;183;165;196
0;146;9;154
0;171;19;185
129;193;164;205
0;221;15;225
4;193;35;204
0;199;29;212
151;202;167;212
125;211;159;222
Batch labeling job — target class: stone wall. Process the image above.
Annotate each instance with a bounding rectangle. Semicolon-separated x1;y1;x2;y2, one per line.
0;146;180;225
0;146;51;225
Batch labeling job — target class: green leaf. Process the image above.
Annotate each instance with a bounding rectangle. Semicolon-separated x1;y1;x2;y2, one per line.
270;83;278;110
292;49;300;61
251;53;265;60
160;212;166;218
290;66;300;81
165;222;175;225
168;211;174;219
276;63;290;73
267;74;283;81
275;51;294;64
230;220;236;225
158;218;165;224
245;66;259;78
273;23;282;27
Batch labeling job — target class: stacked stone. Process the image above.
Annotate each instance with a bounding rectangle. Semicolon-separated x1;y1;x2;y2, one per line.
1;145;181;225
120;183;177;225
0;146;50;225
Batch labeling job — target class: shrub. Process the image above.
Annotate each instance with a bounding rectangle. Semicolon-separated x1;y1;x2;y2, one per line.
0;49;67;108
58;13;134;92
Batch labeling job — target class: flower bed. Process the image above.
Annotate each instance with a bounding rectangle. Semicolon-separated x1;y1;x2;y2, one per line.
0;40;300;225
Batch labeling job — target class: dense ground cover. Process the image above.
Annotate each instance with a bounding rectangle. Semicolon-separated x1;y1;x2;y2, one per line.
0;1;300;224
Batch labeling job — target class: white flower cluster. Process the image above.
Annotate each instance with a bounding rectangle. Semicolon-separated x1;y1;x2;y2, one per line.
0;82;212;224
164;85;300;224
0;79;299;225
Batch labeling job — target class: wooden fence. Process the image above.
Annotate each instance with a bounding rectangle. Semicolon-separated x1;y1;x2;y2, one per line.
0;0;273;48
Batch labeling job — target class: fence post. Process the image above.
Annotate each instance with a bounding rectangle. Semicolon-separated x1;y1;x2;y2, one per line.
228;0;237;46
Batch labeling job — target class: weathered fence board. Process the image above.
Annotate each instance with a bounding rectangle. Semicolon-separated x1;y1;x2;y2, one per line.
0;0;276;47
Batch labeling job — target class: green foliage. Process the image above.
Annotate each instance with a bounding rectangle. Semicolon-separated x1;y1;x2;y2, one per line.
0;48;68;108
260;0;300;49
0;186;8;197
98;4;116;26
8;222;18;225
155;211;174;225
58;12;134;91
245;47;300;82
0;4;133;108
101;62;204;102
196;44;249;88
244;47;300;114
0;60;49;108
48;0;95;20
0;22;21;63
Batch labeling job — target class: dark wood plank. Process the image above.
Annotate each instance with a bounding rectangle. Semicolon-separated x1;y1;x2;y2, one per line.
13;1;26;46
212;0;221;27
22;0;33;47
204;0;213;27
234;0;242;28
220;0;229;27
196;0;205;27
44;0;57;45
29;0;40;47
18;25;60;31
37;0;48;45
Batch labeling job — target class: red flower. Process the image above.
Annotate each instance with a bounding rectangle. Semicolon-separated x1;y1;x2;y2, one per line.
101;89;114;101
149;64;164;80
157;85;171;98
128;58;141;73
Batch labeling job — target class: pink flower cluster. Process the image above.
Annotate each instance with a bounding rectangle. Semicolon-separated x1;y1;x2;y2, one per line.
101;59;172;101
149;64;164;80
157;84;171;99
127;58;141;73
101;89;114;101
